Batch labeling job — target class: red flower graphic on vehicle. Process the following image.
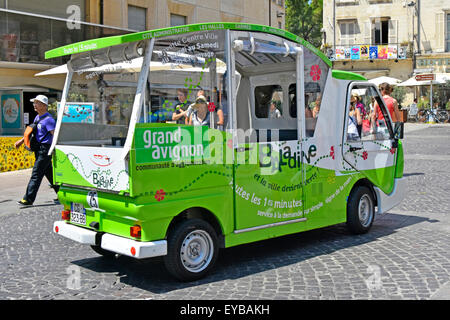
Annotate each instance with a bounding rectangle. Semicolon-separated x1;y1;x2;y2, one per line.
155;189;166;201
208;102;216;112
330;146;335;160
390;147;396;154
362;151;368;160
310;65;321;81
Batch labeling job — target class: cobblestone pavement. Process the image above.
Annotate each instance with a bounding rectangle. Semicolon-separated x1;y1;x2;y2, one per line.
0;123;449;300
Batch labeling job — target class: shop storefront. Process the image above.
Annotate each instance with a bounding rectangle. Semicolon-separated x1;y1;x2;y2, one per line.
0;6;132;171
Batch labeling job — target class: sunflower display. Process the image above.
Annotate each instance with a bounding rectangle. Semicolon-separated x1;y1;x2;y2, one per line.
0;137;35;172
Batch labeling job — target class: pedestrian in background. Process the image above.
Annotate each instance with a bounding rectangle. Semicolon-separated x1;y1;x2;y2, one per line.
373;82;401;123
14;95;59;206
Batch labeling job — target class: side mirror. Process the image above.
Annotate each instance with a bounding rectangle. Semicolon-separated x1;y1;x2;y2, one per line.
394;122;404;140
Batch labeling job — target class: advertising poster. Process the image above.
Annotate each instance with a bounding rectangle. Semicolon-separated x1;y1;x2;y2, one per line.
1;93;21;128
335;47;345;60
360;45;369;59
388;45;397;59
378;46;388;59
369;46;378;59
398;46;407;59
58;102;95;123
344;47;351;59
351;46;360;60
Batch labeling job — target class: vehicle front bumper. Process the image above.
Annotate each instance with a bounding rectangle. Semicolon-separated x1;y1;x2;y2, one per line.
53;221;167;259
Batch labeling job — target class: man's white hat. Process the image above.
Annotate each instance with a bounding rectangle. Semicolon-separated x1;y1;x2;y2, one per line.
30;94;48;106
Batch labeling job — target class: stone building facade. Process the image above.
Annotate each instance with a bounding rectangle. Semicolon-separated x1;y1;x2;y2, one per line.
322;0;450;80
0;0;286;136
0;0;285;172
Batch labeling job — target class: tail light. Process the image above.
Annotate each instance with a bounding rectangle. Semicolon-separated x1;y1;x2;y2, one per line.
130;225;141;239
62;210;70;221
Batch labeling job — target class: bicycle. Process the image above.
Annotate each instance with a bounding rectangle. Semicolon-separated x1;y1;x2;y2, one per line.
418;108;448;123
436;109;449;123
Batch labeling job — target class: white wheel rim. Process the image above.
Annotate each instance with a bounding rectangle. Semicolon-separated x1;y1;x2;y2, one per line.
180;230;214;273
358;194;373;228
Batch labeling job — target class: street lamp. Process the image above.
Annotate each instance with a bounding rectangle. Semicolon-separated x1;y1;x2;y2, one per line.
407;0;421;55
333;0;336;56
407;1;416;68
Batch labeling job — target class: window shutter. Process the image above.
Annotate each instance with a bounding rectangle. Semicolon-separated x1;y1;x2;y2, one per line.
348;22;355;45
339;22;347;45
128;5;146;31
364;21;372;44
435;12;445;52
388;20;398;44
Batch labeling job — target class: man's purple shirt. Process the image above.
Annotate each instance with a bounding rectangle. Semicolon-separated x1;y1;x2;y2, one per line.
34;112;55;144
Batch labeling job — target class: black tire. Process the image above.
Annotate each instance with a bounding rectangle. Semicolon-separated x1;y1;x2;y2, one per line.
90;245;116;258
164;219;219;282
417;110;427;122
346;186;375;234
437;111;448;123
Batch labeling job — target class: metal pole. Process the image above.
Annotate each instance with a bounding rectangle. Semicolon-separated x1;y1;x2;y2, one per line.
121;38;155;160
269;0;271;27
412;4;416;69
430;82;433;113
417;0;421;54
333;0;336;55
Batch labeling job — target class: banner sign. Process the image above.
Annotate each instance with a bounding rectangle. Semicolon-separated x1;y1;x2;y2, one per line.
415;74;435;81
58;102;95;123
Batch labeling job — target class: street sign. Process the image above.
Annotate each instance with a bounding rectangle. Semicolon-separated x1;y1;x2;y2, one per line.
415;74;435;81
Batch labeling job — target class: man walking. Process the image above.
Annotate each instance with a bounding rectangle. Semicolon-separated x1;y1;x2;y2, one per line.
14;95;59;206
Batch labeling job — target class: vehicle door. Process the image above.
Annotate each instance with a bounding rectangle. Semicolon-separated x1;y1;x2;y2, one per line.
230;31;305;232
342;83;397;194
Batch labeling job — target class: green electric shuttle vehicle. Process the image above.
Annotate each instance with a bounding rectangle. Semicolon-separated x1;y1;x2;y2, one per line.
48;23;406;281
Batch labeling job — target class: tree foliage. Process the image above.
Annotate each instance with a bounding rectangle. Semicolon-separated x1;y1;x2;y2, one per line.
285;0;323;48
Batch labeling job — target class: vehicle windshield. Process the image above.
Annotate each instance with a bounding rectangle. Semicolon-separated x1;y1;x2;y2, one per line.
57;43;145;147
57;30;231;147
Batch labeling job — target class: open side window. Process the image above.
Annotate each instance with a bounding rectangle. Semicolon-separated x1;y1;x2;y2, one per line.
345;84;393;143
231;31;299;143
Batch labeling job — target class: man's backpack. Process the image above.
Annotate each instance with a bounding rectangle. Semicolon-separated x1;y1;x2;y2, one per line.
24;114;49;152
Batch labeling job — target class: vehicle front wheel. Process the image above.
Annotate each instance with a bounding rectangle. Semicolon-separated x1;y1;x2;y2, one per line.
164;219;219;281
346;186;375;234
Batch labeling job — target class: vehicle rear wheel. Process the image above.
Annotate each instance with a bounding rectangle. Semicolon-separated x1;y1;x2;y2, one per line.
90;245;116;258
346;186;375;234
164;219;218;281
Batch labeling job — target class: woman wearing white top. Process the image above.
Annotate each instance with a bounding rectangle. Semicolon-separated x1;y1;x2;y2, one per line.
347;104;362;140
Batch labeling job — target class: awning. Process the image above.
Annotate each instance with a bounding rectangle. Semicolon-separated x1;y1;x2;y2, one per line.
0;85;50;92
36;57;227;76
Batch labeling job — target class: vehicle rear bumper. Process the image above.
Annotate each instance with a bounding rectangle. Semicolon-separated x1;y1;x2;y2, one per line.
374;177;407;214
53;221;167;259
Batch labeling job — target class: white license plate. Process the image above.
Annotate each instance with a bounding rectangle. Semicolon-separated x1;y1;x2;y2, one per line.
71;202;86;225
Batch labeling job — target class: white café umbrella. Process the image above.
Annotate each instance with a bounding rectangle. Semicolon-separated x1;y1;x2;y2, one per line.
396;73;450;113
368;76;402;87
